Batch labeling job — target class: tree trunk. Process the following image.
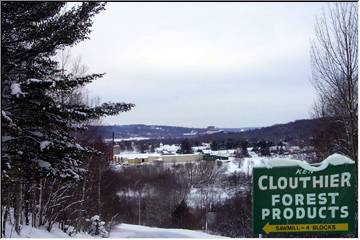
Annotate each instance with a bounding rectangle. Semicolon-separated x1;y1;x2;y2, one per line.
138;193;141;225
38;179;44;227
31;182;36;228
107;213;119;238
205;210;208;232
78;178;87;232
97;163;101;215
14;183;23;235
24;184;30;226
2;204;10;237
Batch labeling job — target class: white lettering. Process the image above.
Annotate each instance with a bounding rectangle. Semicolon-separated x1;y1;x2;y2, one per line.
318;193;327;205
328;192;339;204
328;206;339;218
278;177;287;190
258;175;268;190
295;208;305;219
282;194;293;206
283;208;293;220
262;208;270;220
269;176;277;190
341;172;351;187
330;174;339;187
324;175;329;187
307;193;316;205
313;175;323;188
289;177;298;189
318;206;327;218
272;208;281;220
295;194;304;205
272;194;280;206
299;176;311;188
340;206;349;218
307;207;316;219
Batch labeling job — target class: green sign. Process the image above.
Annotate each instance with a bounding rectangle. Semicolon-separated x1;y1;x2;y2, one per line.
253;161;355;235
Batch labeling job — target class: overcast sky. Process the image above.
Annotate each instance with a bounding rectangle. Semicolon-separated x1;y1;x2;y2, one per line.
71;2;328;128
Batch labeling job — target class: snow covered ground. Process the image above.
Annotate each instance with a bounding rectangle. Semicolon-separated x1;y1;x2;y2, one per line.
4;222;225;238
3;222;91;238
110;223;227;238
224;151;264;175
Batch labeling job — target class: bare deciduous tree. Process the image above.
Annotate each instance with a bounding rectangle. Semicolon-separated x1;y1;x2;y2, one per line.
311;3;358;160
56;49;89;106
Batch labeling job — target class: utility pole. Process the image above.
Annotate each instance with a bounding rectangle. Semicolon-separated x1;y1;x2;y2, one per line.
111;132;114;162
138;193;141;225
134;180;142;225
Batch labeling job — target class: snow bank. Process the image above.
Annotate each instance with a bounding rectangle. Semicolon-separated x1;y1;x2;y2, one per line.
253;153;354;172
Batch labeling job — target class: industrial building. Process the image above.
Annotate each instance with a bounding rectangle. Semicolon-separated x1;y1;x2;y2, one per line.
113;152;203;165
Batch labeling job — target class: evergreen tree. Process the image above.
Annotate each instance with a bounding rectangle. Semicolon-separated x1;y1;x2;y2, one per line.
178;139;193;154
2;2;135;235
258;141;271;156
1;2;134;187
210;141;219;151
225;138;234;149
172;200;195;229
240;141;250;157
277;141;285;155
